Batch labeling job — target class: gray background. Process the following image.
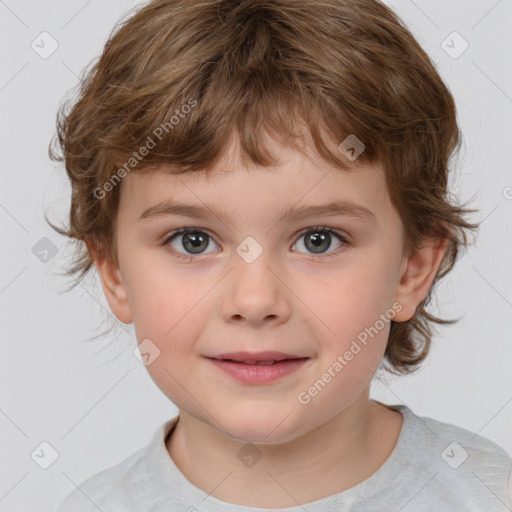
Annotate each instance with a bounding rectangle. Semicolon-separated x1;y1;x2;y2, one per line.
0;0;511;510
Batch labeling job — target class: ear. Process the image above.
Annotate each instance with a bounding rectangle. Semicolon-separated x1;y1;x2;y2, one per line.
85;240;133;324
393;237;449;322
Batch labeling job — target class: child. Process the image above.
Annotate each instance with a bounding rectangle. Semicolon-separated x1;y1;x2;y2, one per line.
52;0;511;510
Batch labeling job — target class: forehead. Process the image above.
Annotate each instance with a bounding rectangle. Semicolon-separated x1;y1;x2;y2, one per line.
118;135;392;227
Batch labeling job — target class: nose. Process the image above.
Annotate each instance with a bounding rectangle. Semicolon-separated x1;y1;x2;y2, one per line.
219;251;291;327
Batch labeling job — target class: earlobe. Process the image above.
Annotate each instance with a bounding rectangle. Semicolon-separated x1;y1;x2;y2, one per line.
393;238;448;322
86;240;133;324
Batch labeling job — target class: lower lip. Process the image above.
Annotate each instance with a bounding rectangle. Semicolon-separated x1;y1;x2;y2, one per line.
208;358;309;384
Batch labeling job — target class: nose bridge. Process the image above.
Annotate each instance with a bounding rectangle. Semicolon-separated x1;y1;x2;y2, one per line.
232;239;278;296
221;237;290;324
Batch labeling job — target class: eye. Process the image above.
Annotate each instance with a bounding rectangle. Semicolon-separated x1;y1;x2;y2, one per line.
163;226;349;260
164;228;220;258
291;227;348;257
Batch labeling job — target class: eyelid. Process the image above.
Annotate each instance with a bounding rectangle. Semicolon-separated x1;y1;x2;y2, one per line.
295;225;349;241
163;225;349;242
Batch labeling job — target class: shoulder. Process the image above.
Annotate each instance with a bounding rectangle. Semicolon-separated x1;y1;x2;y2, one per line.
57;446;147;511
57;418;178;512
409;407;511;470
394;405;512;510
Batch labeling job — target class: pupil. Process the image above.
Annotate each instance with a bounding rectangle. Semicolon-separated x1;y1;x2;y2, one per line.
306;231;330;253
184;232;207;253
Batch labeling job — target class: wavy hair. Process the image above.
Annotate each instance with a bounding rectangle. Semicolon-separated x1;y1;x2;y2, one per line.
49;0;479;373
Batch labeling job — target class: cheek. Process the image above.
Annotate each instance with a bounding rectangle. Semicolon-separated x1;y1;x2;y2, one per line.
129;278;210;406
303;259;396;338
131;285;205;345
297;255;396;383
126;261;212;362
123;250;205;337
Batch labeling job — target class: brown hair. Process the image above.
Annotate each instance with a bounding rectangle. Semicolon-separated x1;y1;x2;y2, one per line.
48;0;479;374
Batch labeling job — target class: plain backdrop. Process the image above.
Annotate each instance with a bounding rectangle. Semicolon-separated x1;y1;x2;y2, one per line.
0;0;511;510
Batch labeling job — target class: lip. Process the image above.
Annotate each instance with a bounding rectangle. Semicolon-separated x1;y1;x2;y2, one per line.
209;351;305;363
206;351;310;384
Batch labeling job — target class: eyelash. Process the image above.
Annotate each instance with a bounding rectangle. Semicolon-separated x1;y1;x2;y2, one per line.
163;226;350;262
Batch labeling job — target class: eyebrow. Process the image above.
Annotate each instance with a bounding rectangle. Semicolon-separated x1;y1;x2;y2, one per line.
139;199;376;224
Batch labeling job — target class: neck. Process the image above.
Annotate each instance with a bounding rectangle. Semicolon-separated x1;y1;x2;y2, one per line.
166;395;403;508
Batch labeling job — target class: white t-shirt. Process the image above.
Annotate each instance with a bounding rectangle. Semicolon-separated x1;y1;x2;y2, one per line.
57;405;512;511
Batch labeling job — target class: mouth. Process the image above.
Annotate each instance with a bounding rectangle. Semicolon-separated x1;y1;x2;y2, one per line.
208;351;307;363
205;351;310;384
220;359;298;365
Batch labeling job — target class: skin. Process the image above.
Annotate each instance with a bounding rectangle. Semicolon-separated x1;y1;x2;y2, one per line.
89;130;447;508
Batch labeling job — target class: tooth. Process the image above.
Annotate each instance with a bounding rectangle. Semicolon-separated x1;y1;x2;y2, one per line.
256;360;275;366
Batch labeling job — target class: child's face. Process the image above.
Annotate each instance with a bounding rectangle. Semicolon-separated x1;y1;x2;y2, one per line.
97;133;441;444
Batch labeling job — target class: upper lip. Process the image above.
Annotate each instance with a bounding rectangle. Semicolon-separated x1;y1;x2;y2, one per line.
207;351;308;363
